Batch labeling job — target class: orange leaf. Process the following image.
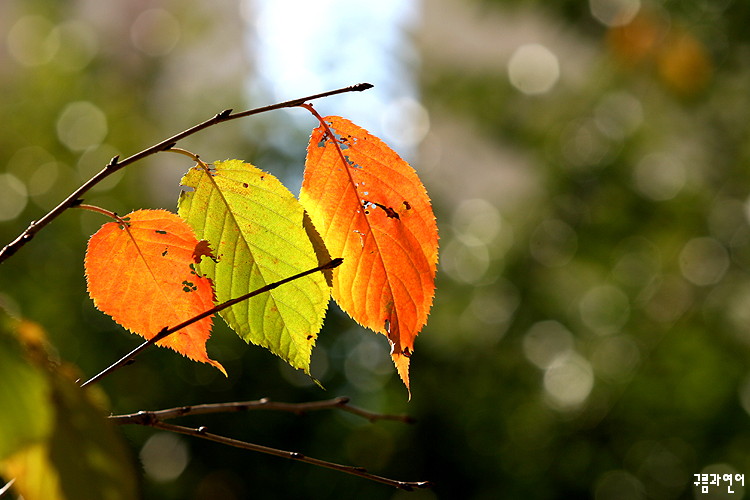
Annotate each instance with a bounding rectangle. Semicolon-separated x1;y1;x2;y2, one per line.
300;116;438;394
84;209;225;375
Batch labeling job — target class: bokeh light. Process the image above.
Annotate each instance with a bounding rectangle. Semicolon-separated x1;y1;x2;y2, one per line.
0;174;28;222
508;43;560;95
139;432;190;483
679;237;730;287
7;15;60;67
130;9;181;57
523;320;575;369
589;0;641;27
543;351;594;410
56;101;108;152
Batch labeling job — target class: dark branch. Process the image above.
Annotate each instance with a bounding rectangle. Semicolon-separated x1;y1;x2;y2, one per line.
109;394;427;489
119;415;429;491
0;84;372;264
79;258;343;388
109;396;415;425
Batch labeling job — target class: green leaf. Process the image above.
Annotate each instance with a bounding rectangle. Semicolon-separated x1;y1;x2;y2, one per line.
178;159;330;373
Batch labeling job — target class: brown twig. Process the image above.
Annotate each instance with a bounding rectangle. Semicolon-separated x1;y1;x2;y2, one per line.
151;421;431;491
79;258;343;388
109;396;415;425
0;83;373;264
111;397;429;490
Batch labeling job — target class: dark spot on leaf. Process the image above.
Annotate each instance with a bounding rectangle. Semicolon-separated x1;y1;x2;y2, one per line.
155;230;167;235
363;200;400;219
344;155;361;168
365;210;370;215
193;240;217;264
403;200;411;210
181;280;197;292
162;249;168;257
260;175;265;180
385;208;399;219
243;182;249;188
306;335;313;340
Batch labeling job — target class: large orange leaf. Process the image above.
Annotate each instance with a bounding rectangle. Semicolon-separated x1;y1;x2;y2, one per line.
299;115;438;393
84;209;224;375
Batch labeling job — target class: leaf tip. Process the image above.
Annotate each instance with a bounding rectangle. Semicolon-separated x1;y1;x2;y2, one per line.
392;350;412;400
209;358;228;377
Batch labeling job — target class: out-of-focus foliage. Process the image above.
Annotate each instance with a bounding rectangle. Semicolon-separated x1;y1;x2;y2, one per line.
0;311;138;500
3;0;750;499
417;0;750;498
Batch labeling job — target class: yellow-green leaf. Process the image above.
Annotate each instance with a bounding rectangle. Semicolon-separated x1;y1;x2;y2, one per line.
178;159;330;374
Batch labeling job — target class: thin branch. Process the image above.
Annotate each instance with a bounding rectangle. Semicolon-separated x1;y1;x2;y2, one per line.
0;83;373;264
146;420;431;491
79;257;343;388
109;396;415;425
111;396;427;489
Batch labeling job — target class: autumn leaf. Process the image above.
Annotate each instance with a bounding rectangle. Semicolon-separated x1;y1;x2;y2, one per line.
299;115;439;393
177;159;330;375
84;209;224;374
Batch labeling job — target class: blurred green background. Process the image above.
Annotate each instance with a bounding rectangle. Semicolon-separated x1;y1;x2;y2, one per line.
2;0;750;498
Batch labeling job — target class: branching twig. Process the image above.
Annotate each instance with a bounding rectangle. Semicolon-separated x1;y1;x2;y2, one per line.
109;396;415;425
79;258;343;387
0;83;373;264
111;397;429;491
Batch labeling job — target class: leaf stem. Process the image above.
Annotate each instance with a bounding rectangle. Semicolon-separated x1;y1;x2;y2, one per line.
76;204;130;225
79;258;343;387
164;147;201;162
0;83;373;264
